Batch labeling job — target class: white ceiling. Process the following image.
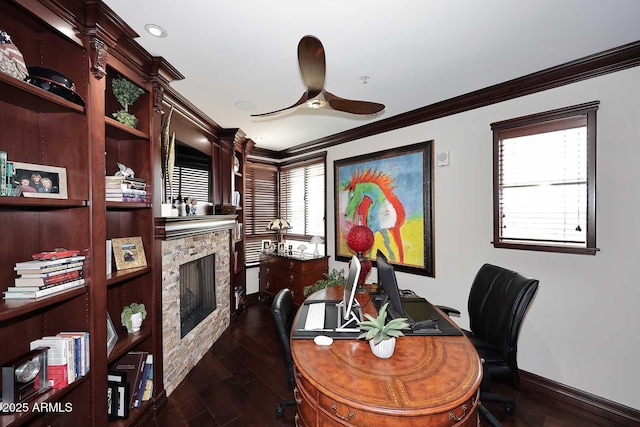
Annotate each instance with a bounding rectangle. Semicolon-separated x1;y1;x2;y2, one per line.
103;0;640;152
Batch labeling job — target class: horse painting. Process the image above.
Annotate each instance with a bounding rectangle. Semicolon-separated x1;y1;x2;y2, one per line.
335;141;433;276
342;169;406;262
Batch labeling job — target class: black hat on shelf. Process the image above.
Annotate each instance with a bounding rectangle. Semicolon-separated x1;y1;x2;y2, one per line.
25;65;85;107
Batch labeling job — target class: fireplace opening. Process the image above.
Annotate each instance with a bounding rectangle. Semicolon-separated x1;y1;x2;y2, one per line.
180;254;217;338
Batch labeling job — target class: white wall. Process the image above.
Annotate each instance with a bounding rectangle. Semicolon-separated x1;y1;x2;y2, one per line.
247;66;640;410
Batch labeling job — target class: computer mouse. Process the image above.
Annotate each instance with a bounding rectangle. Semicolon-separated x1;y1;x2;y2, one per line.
313;335;333;346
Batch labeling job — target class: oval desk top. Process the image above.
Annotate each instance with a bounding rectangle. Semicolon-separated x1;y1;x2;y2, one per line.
291;287;482;417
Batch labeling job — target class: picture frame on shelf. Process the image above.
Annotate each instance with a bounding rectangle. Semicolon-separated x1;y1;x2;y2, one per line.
278;242;286;254
114;381;130;419
261;240;271;251
107;312;118;357
111;236;147;271
107;382;118;421
11;161;68;199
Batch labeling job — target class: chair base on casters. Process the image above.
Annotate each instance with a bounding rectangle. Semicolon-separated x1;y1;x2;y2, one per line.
482;391;516;414
276;400;296;417
478;403;502;427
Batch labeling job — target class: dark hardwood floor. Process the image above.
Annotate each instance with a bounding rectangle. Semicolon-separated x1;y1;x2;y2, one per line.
154;300;623;427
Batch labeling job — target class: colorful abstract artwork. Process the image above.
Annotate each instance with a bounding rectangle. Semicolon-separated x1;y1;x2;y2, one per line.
334;141;434;276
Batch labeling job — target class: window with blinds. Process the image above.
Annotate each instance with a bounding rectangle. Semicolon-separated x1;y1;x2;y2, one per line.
280;156;326;241
164;143;211;203
492;102;598;254
244;162;278;264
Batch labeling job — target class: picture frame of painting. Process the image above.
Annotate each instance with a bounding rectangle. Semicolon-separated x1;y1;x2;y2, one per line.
334;140;434;277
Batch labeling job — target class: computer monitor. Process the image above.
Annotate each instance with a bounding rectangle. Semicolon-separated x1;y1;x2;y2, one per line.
342;255;361;320
376;250;404;319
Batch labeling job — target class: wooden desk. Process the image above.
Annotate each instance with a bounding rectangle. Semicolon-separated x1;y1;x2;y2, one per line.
291;287;482;426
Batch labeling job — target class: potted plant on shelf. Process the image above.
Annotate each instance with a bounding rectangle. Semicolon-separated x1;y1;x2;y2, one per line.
303;268;346;297
111;76;144;128
121;302;147;333
358;302;410;359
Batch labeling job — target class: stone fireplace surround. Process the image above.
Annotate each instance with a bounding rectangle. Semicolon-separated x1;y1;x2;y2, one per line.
156;215;236;395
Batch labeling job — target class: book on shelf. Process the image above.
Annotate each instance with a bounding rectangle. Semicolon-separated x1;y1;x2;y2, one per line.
2;278;85;299
106;193;149;203
0;150;7;196
141;354;153;402
134;354;153;407
14;255;86;270
30;336;76;388
110;351;148;409
105;188;147;196
105;176;146;190
14;261;84;276
106;239;113;275
14;267;83;287
58;331;90;377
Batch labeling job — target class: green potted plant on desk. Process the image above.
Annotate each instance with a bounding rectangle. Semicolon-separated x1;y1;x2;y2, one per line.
303;268;346;297
358;302;410;359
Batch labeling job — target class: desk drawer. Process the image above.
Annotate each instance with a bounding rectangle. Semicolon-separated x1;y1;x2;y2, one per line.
316;392;478;427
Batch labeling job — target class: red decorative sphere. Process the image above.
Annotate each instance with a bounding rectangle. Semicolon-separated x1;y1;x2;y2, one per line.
347;225;374;253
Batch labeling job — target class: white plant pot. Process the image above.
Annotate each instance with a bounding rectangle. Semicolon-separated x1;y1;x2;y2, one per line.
369;337;396;359
131;312;143;333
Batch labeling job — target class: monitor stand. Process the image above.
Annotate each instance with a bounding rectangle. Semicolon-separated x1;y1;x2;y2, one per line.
335;301;362;332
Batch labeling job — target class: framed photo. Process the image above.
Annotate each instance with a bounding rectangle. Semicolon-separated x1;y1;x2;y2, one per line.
261;240;271;251
114;382;130;419
278;242;286;254
107;312;118;357
334;141;434;277
107;382;118;421
11;161;68;199
111;236;147;270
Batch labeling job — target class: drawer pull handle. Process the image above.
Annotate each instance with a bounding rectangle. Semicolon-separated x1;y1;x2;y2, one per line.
294;387;302;404
289;275;294;282
331;403;355;421
294;413;301;427
289;261;294;269
266;281;270;289
266;267;269;274
448;404;467;422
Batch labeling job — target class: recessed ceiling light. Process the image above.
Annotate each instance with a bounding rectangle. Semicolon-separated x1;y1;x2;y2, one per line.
306;99;327;109
145;24;167;38
234;100;256;111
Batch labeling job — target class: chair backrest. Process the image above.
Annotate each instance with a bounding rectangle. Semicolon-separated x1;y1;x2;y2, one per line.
468;263;539;385
271;288;296;388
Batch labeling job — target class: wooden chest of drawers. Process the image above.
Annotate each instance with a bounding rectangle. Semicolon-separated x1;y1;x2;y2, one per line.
259;253;329;305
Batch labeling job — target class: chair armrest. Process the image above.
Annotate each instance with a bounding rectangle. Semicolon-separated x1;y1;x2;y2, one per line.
436;305;461;317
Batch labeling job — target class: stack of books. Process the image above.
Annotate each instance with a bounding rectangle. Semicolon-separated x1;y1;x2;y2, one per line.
105;176;149;203
30;331;90;389
3;255;86;300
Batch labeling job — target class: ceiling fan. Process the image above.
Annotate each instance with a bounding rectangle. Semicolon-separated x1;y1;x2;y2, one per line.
251;35;385;117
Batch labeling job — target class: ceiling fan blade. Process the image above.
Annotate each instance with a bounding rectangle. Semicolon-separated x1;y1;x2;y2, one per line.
250;92;309;117
324;91;385;115
298;35;326;96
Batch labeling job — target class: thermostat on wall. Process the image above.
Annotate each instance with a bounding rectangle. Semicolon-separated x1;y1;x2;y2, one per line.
437;151;450;167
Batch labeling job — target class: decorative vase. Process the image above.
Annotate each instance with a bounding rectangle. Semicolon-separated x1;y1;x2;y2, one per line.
369;337;396;359
130;312;143;333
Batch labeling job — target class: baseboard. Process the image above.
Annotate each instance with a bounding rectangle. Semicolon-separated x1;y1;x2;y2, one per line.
520;371;640;426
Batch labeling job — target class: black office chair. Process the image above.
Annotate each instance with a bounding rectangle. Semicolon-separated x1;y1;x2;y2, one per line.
271;288;297;417
438;263;539;427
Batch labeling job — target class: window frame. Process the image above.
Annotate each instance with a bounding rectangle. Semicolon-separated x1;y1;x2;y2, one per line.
491;101;599;255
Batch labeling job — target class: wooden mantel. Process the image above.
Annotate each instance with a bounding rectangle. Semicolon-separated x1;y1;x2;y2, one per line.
155;215;237;240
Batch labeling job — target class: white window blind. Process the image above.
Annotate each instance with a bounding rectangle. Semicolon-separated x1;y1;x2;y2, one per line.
500;120;586;245
245;162;278;264
165;165;210;203
492;101;598;254
280;158;325;240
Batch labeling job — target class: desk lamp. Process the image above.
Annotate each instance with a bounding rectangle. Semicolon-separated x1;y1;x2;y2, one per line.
309;235;324;257
346;220;374;293
267;218;291;243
